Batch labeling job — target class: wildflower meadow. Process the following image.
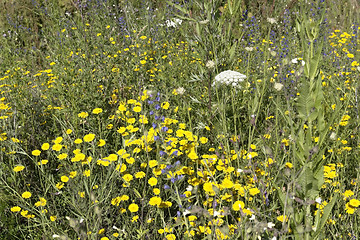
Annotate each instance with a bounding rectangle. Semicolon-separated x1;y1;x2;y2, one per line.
1;0;360;239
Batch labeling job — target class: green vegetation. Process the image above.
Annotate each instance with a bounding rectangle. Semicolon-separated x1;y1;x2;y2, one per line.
0;0;359;239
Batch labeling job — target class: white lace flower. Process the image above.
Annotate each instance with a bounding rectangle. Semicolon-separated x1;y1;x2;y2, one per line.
176;87;186;95
274;82;284;91
267;17;277;24
291;58;299;64
213;70;247;88
206;60;215;69
165;18;182;28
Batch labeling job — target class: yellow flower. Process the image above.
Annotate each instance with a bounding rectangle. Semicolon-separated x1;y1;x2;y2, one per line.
128;203;139;213
277;215;288;222
83;169;91;177
343;190;354;200
149;196;162;206
232;200;244;211
349;199;360;208
121;195;129;201
188;151;198;160
78;112;89;118
58;153;68;160
131;215;139;222
123;174;133;182
61;176;69;183
203;182;214;193
118;104;126;111
66;129;73;134
249;187;260;196
159;201;172;208
13;165;25;172
166;234;176;240
199;137;208;144
345;202;356;214
41;143;50;150
50;216;57;221
98;139;106;147
54;137;63;144
22;191;32;199
285;162;293;168
351;61;359;67
69;171;77;178
133;106;141;112
221;178;234;189
74;138;83;144
92;108;103;114
52;144;63;151
149;160;158;168
11;138;20;143
153;188;160;195
148;177;158;186
83;133;95;142
11;206;21;212
35;197;47;207
56;182;64;189
161;102;170;110
281;138;289;146
135;171;146;179
32;150;41;156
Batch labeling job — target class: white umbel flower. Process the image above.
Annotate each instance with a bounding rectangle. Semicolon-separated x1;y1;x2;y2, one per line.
165;18;182;28
213;70;247;88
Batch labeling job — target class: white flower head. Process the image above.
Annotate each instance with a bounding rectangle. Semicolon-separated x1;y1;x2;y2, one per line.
267;222;275;229
183;209;191;216
315;197;322;204
274;82;284;91
213;70;247;89
329;132;336;140
213;210;221;217
199;19;210;24
176;87;186;95
267;17;277;24
291;58;298;64
245;47;254;52
206;60;215;69
165;18;182;28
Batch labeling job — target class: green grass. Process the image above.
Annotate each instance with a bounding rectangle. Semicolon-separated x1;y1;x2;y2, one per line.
0;0;360;239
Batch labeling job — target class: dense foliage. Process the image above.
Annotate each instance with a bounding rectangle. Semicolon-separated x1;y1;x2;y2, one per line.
0;0;359;239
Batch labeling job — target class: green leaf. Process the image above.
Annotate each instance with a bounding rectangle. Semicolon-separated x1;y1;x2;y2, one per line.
309;42;323;81
312;194;338;240
228;42;237;62
275;184;288;209
133;188;142;198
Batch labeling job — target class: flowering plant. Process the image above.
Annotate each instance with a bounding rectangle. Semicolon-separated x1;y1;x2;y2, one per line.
212;70;247;88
